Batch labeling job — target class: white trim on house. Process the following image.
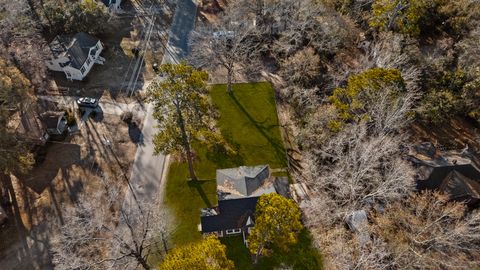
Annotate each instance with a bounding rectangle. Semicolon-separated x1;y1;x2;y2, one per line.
226;228;242;235
243;230;249;247
46;34;104;81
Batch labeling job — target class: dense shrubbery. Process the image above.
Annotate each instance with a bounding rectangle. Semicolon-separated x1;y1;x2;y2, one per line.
328;68;404;128
418;90;463;124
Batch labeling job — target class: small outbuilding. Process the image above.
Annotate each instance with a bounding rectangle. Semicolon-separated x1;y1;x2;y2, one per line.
41;111;68;135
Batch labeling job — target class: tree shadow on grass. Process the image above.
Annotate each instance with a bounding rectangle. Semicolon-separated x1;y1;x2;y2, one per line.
187;179;215;208
256;229;323;270
205;140;244;169
229;92;286;165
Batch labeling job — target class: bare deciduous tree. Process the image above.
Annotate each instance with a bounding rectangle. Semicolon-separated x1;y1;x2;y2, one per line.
456;26;480;77
302;123;414;220
367;32;423;93
189;9;261;93
310;226;393;270
51;179;171;270
271;1;356;57
297;85;415;269
279;47;321;87
374;191;480;269
0;0;48;92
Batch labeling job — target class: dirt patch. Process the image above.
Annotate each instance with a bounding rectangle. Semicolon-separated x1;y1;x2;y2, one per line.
0;112;138;269
409;116;480;151
21;143;82;194
198;0;227;22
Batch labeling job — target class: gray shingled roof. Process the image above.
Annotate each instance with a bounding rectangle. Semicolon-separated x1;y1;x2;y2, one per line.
216;165;273;200
49;32;100;70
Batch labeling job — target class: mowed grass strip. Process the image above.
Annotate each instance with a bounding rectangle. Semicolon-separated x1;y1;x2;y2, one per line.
164;82;287;246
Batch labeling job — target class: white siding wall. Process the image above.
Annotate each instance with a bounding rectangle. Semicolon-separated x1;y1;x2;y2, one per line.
63;66;83;81
49;40;104;81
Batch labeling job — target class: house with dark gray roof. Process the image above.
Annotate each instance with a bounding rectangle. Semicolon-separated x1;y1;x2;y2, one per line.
46;32;105;81
409;142;480;207
200;165;289;245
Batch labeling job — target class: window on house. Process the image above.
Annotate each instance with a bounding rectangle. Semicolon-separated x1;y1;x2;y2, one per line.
80;66;86;74
86;58;91;66
226;228;242;235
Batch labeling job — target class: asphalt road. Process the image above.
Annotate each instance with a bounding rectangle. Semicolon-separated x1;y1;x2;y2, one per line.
127;0;197;207
108;1;198;267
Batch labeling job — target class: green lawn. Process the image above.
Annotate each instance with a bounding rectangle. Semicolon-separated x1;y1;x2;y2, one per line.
165;82;287;246
221;229;323;270
211;83;287;169
162;82;321;269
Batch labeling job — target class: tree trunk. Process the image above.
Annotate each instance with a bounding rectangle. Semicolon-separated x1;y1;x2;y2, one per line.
0;173;10;205
135;253;151;270
254;244;263;264
227;67;233;94
161;232;169;254
175;104;197;181
256;0;264;26
388;1;409;31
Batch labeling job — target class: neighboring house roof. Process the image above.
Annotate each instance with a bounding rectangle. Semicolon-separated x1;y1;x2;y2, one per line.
13;105;48;145
201;197;258;233
417;164;480;203
41;111;65;129
49;32;100;69
216;165;273;200
409;143;480;206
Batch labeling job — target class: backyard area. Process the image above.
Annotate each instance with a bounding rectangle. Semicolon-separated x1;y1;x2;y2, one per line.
221;229;322;270
164;82;320;268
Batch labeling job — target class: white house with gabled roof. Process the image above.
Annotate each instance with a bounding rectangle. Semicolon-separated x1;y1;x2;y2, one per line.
46;32;105;81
